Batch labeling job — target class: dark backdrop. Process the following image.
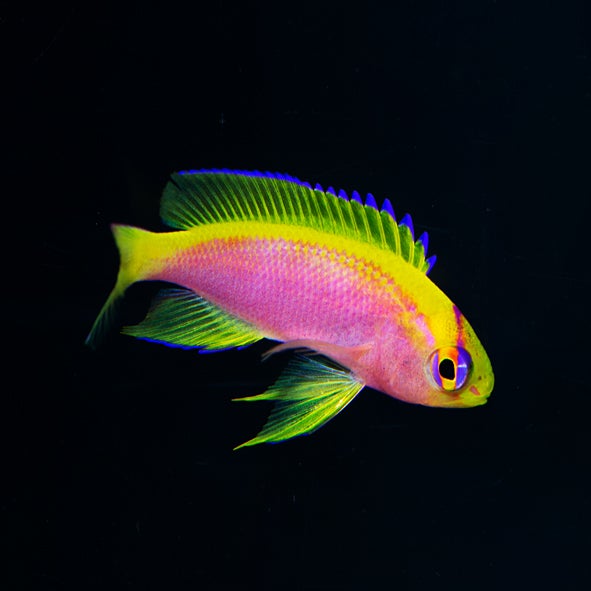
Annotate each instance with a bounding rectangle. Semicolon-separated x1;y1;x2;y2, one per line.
4;1;590;589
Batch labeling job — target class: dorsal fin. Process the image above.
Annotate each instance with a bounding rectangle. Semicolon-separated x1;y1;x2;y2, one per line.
161;169;435;273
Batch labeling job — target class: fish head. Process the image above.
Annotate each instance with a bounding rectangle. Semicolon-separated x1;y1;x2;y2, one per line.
372;303;494;409
419;305;494;408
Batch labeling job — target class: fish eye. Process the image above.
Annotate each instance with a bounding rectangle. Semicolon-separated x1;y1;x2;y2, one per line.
439;358;455;380
429;347;472;392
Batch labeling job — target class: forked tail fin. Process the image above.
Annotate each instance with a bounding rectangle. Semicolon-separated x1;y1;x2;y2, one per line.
85;224;153;348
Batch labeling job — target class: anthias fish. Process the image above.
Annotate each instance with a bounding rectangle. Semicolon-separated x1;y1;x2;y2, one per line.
87;169;494;448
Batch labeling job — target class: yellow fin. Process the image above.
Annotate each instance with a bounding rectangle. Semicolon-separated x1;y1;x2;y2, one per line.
122;288;263;351
233;355;364;449
85;224;153;349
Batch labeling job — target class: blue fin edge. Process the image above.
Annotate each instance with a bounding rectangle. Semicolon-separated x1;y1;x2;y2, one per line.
133;335;252;354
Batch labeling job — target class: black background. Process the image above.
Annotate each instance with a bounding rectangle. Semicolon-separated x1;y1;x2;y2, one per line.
4;1;590;589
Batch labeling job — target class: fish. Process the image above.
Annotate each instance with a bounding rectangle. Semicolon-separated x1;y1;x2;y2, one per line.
86;169;494;448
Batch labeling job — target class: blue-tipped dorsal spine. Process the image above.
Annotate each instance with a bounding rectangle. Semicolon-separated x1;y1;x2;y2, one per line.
381;198;395;220
365;193;377;209
400;213;414;240
418;231;429;255
351;190;363;204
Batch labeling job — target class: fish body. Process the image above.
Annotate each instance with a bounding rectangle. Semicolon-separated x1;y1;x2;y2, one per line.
87;170;494;447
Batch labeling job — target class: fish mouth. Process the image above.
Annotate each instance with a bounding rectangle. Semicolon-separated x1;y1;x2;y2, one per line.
463;377;494;407
436;382;492;408
467;389;490;407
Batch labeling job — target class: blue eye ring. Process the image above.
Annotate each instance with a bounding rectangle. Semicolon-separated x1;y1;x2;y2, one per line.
429;347;472;391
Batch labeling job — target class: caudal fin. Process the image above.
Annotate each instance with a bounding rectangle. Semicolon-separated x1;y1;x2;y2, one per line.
85;224;152;348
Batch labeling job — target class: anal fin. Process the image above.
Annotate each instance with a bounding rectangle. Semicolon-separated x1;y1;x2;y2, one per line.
233;355;364;449
123;288;263;351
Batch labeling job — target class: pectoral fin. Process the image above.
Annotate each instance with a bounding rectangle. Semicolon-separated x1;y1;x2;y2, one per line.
233;355;364;449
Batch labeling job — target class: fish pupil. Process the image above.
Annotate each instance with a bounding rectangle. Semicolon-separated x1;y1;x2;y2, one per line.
439;358;455;381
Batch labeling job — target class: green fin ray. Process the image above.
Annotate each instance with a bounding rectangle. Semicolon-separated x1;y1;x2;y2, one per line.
123;288;263;351
233;356;364;449
162;172;430;273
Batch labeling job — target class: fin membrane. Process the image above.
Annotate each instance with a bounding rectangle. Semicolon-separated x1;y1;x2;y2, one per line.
161;170;433;274
233;355;364;449
123;288;263;351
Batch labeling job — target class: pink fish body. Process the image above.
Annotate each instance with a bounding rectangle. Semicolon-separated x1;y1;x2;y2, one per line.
87;170;494;447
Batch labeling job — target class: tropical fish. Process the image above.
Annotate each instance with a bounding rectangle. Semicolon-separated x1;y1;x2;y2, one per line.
86;169;494;448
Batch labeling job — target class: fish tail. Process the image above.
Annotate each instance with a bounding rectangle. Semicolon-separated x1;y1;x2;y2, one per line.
85;224;153;348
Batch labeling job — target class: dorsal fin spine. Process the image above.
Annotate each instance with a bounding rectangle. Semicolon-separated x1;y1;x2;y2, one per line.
276;178;290;221
307;189;317;223
366;204;386;249
399;224;414;262
349;200;365;241
418;231;429;256
381;209;401;254
252;177;267;220
204;176;226;222
400;213;414;240
209;182;227;220
345;198;360;236
310;187;324;230
329;192;346;233
258;177;274;221
412;241;424;268
317;190;335;232
247;176;263;219
291;185;303;222
270;176;283;219
292;183;306;224
359;201;372;242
